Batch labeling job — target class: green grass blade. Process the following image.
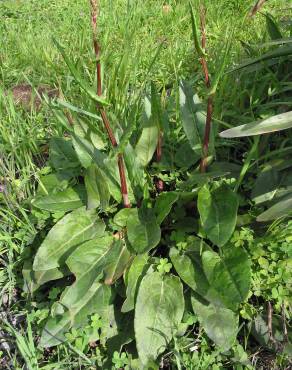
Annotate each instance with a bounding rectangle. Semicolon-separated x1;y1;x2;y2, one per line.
53;38;109;106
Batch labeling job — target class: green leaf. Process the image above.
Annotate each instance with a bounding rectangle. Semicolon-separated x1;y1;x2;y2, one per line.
113;208;134;228
85;164;110;210
154;192;179;224
169;237;223;306
189;2;206;57
265;13;282;41
179;81;207;155
122;254;149;313
251;165;280;204
219;111;292;138
257;193;292;222
124;143;145;193
50;137;79;170
36;172;71;196
55;99;103;122
191;294;238;351
72;135;122;202
135;272;184;365
63;235;132;306
32;185;86;212
202;247;251;310
198;184;239;246
135;95;159;167
230;44;292;72
53;38;109;106
174;141;201;168
23;262;69;293
33;208;105;271
103;239;132;285
127;208;161;254
40;282;112;347
62;235;113;306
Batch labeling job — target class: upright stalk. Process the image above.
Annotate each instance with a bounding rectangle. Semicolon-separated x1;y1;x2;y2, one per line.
199;5;213;173
249;0;267;17
90;0;130;208
156;131;164;192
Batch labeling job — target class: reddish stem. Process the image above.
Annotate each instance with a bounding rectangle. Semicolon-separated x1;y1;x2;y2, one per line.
156;130;164;192
200;95;213;172
249;0;267;17
199;5;213;173
90;0;130;208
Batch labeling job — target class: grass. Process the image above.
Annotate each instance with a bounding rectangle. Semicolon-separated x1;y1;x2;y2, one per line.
0;0;291;368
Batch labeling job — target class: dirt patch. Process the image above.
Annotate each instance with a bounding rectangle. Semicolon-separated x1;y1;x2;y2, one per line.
6;83;59;111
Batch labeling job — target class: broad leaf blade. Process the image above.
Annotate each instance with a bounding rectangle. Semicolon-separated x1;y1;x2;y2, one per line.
122;254;149;313
135;272;184;365
179;81;207;156
85;164;110;210
40;282;112;347
33;208;105;271
154;192;179;225
135;96;159;167
191;294;238;351
198;184;239;246
202;247;251;310
32;185;86;212
127;208;161;254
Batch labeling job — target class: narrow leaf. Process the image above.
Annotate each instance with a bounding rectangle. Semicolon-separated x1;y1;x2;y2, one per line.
122;254;149;313
220;111;292;138
257;193;292;221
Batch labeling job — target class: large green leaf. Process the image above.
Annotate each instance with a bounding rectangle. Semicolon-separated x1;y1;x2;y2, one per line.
198;184;239;246
40;282;112;347
135;272;184;365
103;238;133;285
72;135;122;202
179;81;206;155
85;164;110;210
36;172;71;196
219;111;292;138
33;208;105;271
122;254;149;313
23;262;69;293
32;185;86;212
124;143;145;193
135;95;159;167
127;208;161;254
61;235;113;306
257;193;292;222
169;237;223;306
50;137;79;171
63;235;132;306
154;192;179;225
191;294;238;351
202;247;251;310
